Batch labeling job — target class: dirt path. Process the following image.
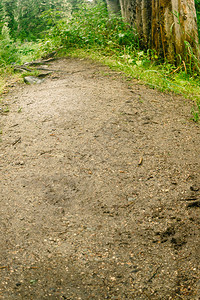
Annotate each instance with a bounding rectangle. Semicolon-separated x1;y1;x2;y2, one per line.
0;58;200;299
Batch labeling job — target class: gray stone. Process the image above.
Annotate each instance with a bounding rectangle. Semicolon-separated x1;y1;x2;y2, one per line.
24;76;44;84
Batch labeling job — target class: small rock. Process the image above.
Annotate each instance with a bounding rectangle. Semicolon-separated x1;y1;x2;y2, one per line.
127;197;136;203
16;282;21;286
171;181;177;185
15;161;24;165
190;185;199;192
24;76;44;84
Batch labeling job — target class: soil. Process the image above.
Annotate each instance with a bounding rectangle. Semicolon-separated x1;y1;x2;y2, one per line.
0;58;200;300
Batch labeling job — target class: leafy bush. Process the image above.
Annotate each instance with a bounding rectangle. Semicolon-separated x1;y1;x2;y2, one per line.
0;0;71;41
0;24;19;66
45;1;139;53
0;24;43;67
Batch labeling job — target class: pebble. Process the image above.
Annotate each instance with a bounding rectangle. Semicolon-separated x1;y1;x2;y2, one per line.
128;197;136;202
15;161;24;165
16;283;21;287
190;185;199;192
24;76;44;84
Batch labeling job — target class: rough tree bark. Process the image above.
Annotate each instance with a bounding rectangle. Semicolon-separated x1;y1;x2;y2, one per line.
119;0;199;62
151;0;200;61
119;0;151;47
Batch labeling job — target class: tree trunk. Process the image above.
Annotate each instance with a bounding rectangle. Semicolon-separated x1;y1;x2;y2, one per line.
119;0;152;47
106;0;121;15
151;0;200;61
119;0;199;62
119;0;136;25
151;0;175;60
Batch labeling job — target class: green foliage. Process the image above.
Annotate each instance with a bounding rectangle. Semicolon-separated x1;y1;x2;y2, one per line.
0;1;5;30
0;25;43;67
191;99;200;122
16;0;71;40
3;0;18;34
0;24;19;66
195;0;200;38
46;1;139;52
68;0;84;12
183;41;200;75
0;0;71;41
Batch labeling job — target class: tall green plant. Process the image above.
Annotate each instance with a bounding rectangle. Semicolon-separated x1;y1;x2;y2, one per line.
16;0;71;40
46;1;139;52
0;24;19;66
191;99;200;122
0;1;5;33
195;0;200;38
0;0;71;41
3;0;18;34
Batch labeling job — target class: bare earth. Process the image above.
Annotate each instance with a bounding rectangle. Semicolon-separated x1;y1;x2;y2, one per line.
0;58;200;300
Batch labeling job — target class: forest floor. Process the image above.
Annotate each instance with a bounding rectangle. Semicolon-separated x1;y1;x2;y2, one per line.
0;58;200;300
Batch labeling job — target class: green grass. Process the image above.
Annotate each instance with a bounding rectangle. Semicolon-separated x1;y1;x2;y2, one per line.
0;40;42;94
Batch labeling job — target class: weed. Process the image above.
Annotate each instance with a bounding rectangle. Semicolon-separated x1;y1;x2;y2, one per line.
0;24;20;66
191;99;200;122
3;106;9;113
21;70;40;78
184;41;200;74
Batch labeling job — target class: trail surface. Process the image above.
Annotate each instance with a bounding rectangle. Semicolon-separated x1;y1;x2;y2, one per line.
0;58;200;299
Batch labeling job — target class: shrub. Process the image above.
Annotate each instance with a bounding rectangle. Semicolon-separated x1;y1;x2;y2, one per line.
0;24;19;66
45;1;139;53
